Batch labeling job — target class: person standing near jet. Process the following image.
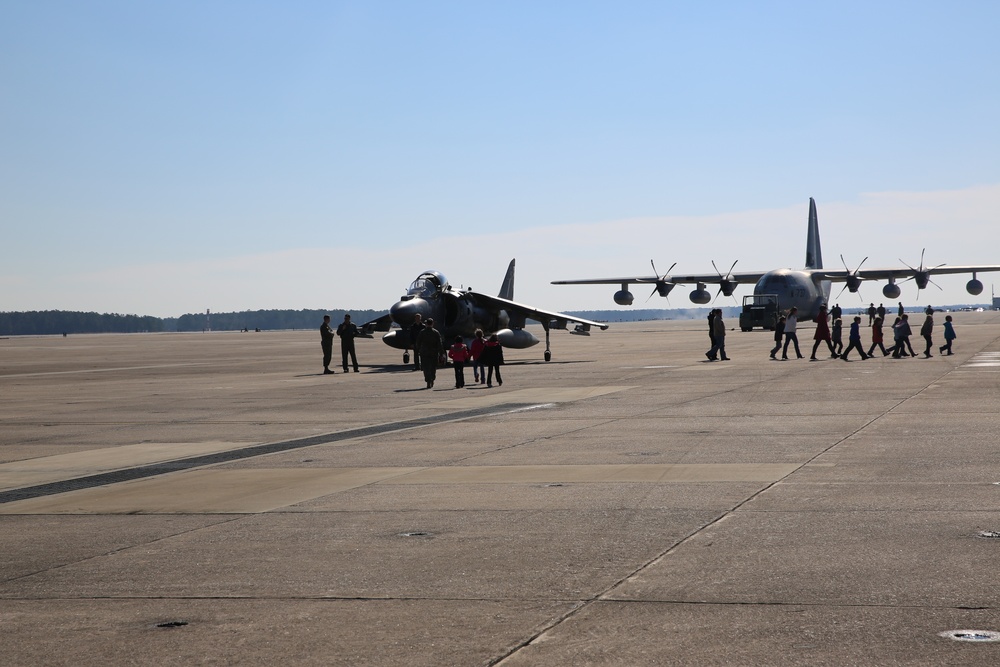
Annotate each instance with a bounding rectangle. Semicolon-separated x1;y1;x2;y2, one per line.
877;303;886;323
919;313;934;358
810;304;836;360
320;315;336;375
705;310;718;361
841;316;869;361
408;313;423;371
867;303;877;325
897;302;905;318
337;314;360;372
415;318;444;389
830;303;842;323
782;307;803;359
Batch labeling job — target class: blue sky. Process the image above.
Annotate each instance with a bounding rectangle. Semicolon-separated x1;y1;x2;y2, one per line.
3;1;999;317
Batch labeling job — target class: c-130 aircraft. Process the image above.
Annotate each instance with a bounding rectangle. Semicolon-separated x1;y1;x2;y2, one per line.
552;198;1000;322
362;259;608;362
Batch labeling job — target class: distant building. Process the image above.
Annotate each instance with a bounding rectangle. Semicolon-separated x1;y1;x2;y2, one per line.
993;295;1000;310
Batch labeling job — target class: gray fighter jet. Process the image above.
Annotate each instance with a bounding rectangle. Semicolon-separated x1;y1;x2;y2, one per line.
362;259;608;362
552;198;1000;321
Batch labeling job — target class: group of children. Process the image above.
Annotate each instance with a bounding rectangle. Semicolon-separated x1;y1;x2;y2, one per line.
771;306;957;362
446;329;505;388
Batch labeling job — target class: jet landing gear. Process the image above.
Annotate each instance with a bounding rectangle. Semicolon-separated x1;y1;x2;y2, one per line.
403;351;410;364
544;329;551;362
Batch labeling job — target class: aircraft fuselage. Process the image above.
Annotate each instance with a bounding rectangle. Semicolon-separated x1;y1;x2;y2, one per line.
753;269;831;321
384;290;512;349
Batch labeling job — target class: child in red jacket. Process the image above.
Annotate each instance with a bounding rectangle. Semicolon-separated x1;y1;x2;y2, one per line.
448;336;470;388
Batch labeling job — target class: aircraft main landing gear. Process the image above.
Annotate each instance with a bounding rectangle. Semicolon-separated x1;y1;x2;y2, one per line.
403;351;410;364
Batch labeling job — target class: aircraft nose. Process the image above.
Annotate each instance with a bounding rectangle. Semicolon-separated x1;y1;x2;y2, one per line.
390;298;429;328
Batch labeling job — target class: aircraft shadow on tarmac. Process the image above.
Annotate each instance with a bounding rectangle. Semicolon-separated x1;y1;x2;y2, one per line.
295;359;593;378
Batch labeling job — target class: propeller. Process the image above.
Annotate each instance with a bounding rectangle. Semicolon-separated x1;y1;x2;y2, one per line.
645;260;677;302
835;254;868;301
899;249;945;300
711;259;740;303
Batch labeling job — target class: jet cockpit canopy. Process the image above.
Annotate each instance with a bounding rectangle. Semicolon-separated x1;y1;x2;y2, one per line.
407;271;449;298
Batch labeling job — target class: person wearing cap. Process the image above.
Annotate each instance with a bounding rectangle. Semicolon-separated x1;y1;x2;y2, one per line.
337;314;361;372
415;318;444;388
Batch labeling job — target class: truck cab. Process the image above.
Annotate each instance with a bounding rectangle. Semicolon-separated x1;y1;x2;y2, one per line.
740;294;779;331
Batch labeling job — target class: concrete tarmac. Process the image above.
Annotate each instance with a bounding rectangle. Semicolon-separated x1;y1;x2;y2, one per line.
2;314;999;665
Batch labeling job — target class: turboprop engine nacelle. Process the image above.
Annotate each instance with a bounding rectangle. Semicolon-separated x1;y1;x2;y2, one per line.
689;283;711;305
496;328;539;349
967;278;984;296
614;289;634;306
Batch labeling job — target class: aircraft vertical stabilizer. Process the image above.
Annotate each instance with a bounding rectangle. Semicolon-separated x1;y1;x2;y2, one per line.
498;259;516;299
804;197;823;270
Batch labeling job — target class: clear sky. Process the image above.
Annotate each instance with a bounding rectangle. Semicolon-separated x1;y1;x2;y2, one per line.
3;1;999;317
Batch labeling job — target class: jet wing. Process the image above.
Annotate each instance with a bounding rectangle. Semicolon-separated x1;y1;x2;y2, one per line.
552;270;769;286
810;265;1000;281
358;313;393;337
469;292;609;331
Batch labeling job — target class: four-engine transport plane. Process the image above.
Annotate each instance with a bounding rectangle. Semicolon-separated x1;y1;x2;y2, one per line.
552;198;1000;322
362;259;608;362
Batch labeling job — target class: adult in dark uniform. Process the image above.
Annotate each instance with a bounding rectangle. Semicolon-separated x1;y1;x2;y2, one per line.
320;315;336;374
337;314;360;372
415;318;444;389
408;313;423;371
705;309;717;361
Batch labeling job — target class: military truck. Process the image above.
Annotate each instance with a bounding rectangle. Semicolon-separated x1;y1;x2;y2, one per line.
739;294;779;331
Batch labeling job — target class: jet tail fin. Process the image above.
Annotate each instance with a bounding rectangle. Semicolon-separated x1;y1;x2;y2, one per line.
498;259;515;300
805;197;823;270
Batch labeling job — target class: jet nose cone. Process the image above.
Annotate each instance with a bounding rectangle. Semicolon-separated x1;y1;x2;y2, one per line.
390;298;428;328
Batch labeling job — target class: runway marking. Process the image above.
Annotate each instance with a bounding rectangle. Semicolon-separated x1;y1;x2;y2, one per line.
959;352;1000;369
0;402;540;505
420;386;634;409
0;468;423;514
0;463;801;514
381;463;800;485
0;363;210;379
0;441;251;491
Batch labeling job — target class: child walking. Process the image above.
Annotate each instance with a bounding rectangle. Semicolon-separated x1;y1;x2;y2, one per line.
481;334;504;387
448;336;470;388
939;315;956;355
469;329;487;384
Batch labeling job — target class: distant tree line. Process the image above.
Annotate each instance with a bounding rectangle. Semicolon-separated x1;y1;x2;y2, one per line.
0;307;729;336
0;311;164;335
170;309;388;332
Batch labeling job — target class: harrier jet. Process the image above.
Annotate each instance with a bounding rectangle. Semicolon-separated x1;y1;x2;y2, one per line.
363;259;607;362
552;198;1000;321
